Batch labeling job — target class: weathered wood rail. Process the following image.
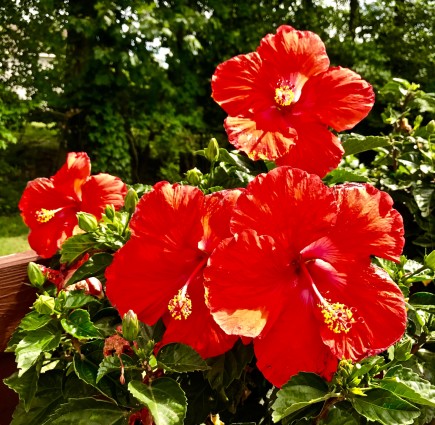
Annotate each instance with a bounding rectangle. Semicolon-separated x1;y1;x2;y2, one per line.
0;251;40;425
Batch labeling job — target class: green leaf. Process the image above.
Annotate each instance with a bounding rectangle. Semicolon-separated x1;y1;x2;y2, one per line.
320;403;360;424
61;309;102;339
323;169;368;185
45;397;128;424
413;187;434;218
96;354;135;383
67;252;114;285
63;291;98;310
19;311;52;331
424;250;435;271
206;341;254;390
157;343;209;373
342;134;390;156
60;233;99;265
128;378;187;425
4;360;42;411
408;292;435;314
271;372;330;422
15;324;61;376
351;388;420;425
377;365;435;407
10;370;65;425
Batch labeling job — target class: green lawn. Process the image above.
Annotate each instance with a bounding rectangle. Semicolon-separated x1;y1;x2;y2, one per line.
0;215;30;256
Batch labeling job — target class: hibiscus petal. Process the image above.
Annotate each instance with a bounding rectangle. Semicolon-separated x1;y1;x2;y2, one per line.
205;229;293;338
230;167;337;250
257;25;330;93
332;183;404;262
275;119;344;178
51;152;91;201
254;297;338;387
294;66;375;132
211;52;272;116
80;173;127;219
199;189;243;253
310;263;406;361
224;112;297;161
105;183;205;324
160;275;238;358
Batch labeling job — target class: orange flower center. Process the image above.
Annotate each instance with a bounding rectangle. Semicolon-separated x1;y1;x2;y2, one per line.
35;208;57;223
318;301;356;334
168;288;192;320
274;85;295;107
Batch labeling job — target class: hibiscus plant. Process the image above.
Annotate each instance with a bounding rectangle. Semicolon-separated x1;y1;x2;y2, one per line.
4;26;435;425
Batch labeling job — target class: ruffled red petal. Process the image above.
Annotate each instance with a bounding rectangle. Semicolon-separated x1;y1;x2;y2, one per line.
254;301;338;387
294;66;375;132
331;183;405;262
211;52;271;116
224;112;297;161
160;274;238;358
309;262;406;361
51;152;91;201
230;167;337;250
80;173;127;219
275;119;344;178
205;230;291;339
257;26;329;92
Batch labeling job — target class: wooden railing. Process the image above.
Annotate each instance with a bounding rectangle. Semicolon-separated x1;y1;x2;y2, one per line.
0;251;40;425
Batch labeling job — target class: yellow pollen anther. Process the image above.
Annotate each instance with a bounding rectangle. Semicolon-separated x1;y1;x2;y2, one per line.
274;85;295;107
168;289;192;320
35;208;56;223
319;301;356;334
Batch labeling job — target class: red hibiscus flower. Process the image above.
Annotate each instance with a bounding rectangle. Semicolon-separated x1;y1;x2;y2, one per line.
212;25;375;177
204;167;406;387
19;152;127;258
105;182;242;358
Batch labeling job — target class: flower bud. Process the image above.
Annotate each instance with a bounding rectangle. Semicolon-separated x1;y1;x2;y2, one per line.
34;294;55;315
204;138;220;163
105;205;116;221
27;262;46;288
426;120;435;134
77;212;98;232
185;168;203;186
122;310;140;341
124;188;139;214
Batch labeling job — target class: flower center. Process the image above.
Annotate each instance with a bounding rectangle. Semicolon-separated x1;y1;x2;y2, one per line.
35;208;57;223
274;85;295;107
167;256;208;320
168;287;192;320
318;301;356;334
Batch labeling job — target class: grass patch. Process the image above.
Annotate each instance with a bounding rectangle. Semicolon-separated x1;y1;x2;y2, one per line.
0;215;30;256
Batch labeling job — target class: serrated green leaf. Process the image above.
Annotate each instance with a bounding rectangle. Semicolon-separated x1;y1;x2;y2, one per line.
19;311;52;331
73;353;130;405
424;250;435;271
61;309;102;339
15;324;61;376
377;365;435;407
342;134;390;156
4;359;42;411
63;291;98;310
272;373;330;422
323;169;368;185
351;388;420;425
206;341;254;390
44;397;128;424
128;378;187;425
96;354;135;383
60;233;99;265
320;404;360;424
409;292;435;313
413;187;434;218
157;343;209;373
10;370;65;425
67;252;113;285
